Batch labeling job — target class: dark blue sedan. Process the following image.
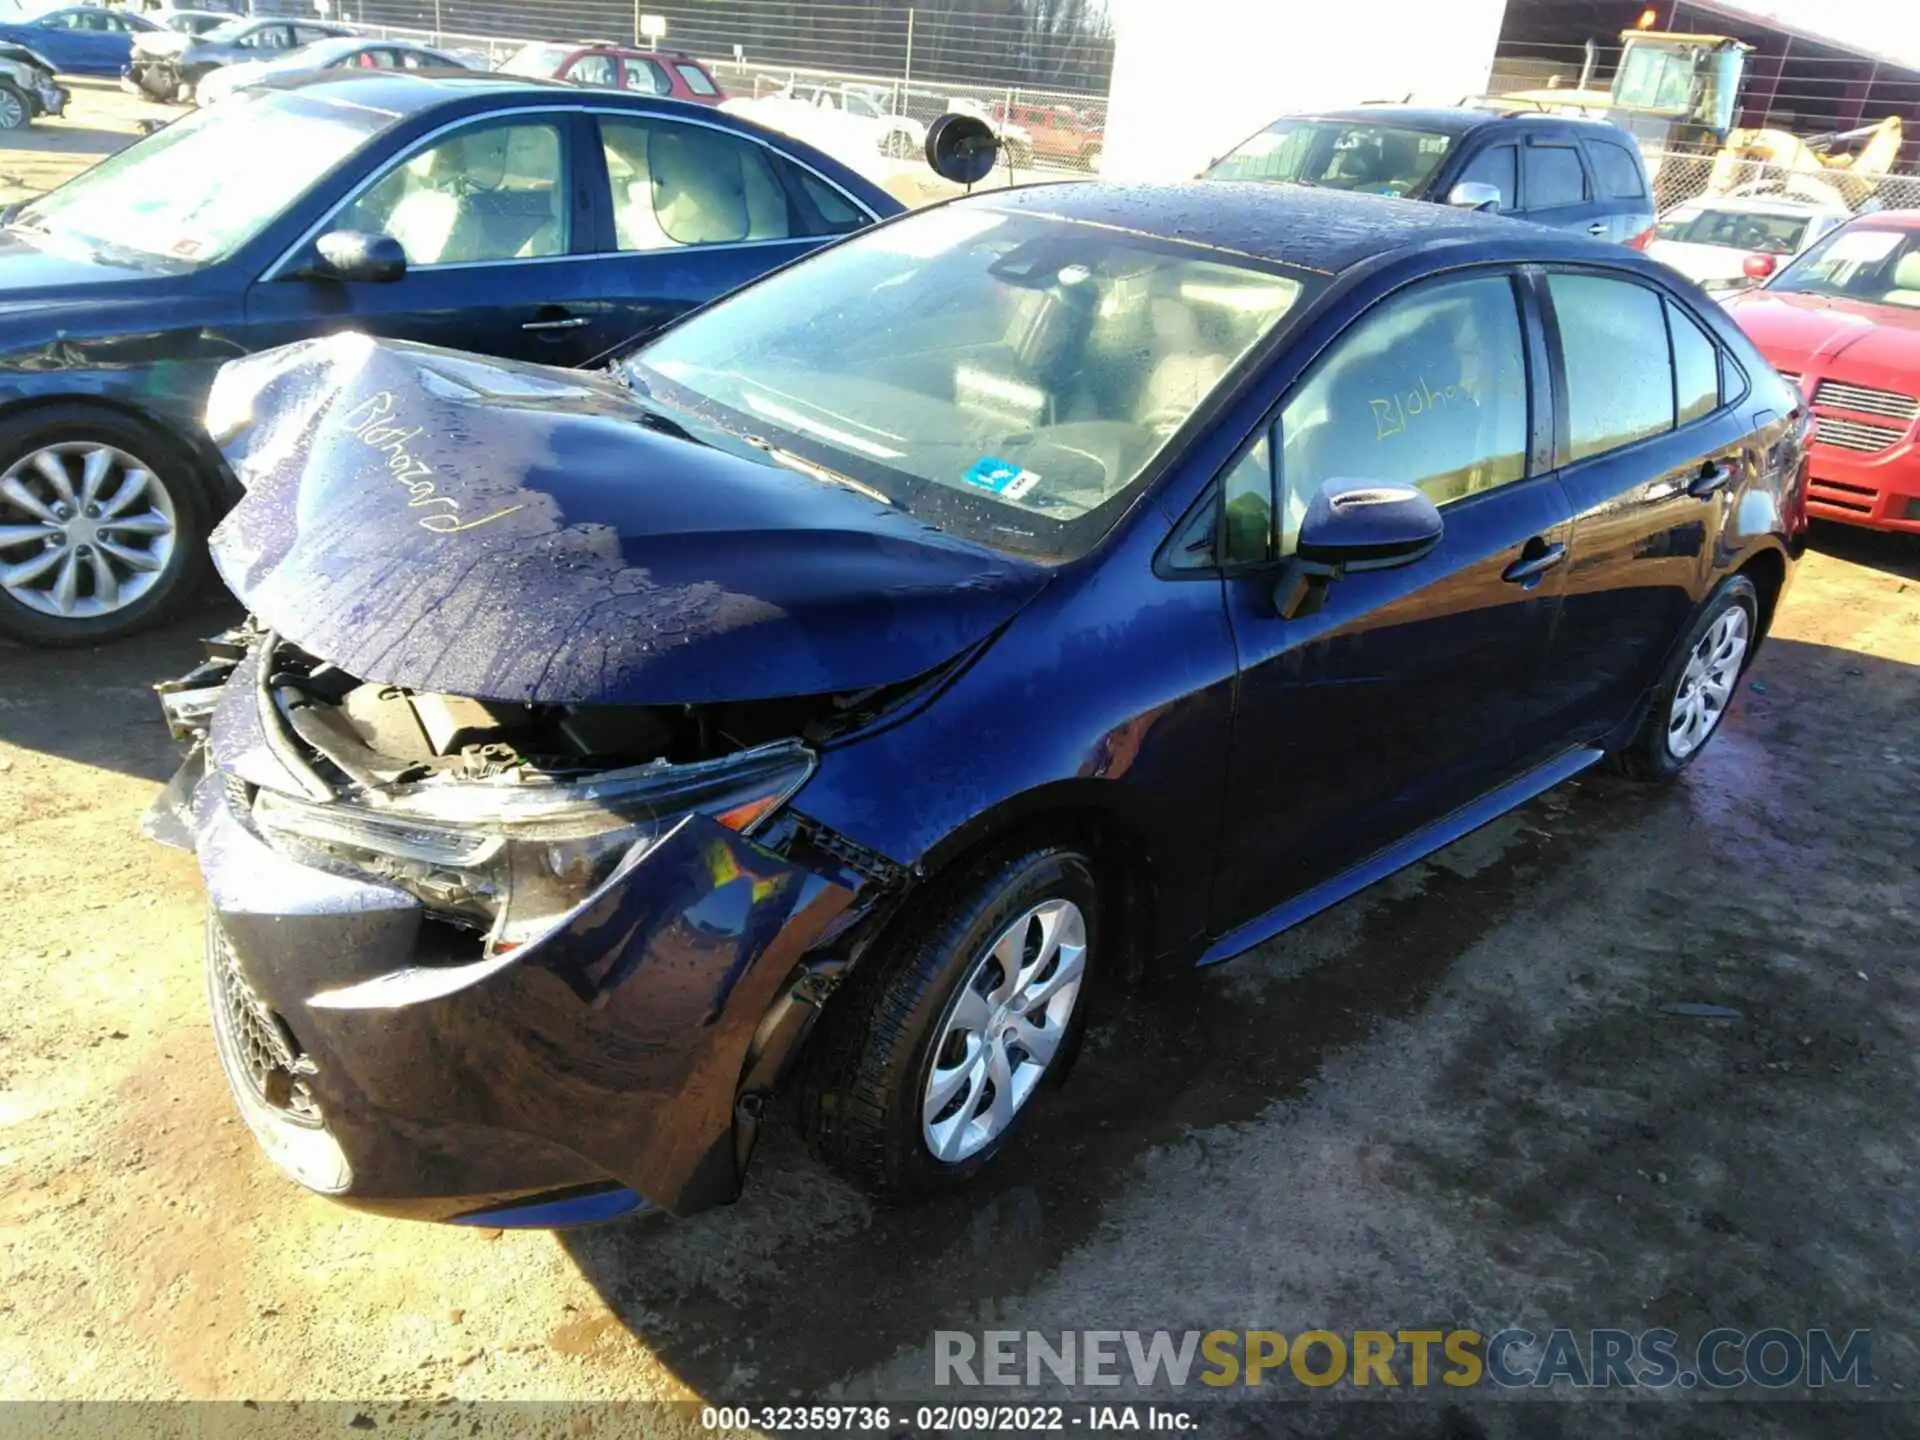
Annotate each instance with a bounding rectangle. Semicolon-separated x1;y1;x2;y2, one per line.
0;5;159;75
0;71;898;644
151;182;1809;1228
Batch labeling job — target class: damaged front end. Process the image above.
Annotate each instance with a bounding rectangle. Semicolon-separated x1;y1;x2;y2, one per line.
149;627;909;1225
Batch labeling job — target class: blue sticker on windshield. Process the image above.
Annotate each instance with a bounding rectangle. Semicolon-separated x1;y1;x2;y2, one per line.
963;457;1041;500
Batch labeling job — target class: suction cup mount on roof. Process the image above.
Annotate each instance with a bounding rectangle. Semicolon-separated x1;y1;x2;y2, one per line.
925;111;999;188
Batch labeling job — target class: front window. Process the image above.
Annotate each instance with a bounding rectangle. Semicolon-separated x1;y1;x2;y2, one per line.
499;42;572;77
1656;206;1810;255
625;207;1314;560
10;89;389;266
1613;43;1696;114
1206;119;1454;198
1767;225;1920;306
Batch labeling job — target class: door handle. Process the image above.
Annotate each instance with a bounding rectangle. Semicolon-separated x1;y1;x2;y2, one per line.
1688;459;1734;498
522;315;590;331
1586;222;1609;236
1502;540;1567;586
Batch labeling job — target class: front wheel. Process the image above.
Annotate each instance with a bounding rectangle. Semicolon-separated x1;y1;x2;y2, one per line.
0;82;31;131
0;406;210;647
802;844;1097;1197
1613;574;1759;781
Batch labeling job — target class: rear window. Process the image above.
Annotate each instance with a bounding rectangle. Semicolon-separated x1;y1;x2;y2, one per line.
1585;139;1646;200
1656;207;1810;255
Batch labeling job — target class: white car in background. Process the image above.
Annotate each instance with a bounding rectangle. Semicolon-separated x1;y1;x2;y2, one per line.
196;35;485;104
1648;196;1850;296
724;81;924;168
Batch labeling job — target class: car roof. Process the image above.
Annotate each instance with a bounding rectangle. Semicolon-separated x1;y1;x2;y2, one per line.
973;181;1631;275
1305;104;1629;137
1841;209;1920;232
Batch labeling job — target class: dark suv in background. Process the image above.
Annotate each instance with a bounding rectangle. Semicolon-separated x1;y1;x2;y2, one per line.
1206;106;1657;247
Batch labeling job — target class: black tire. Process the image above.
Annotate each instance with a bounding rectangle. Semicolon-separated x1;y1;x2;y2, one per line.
0;405;211;648
0;81;31;131
1612;574;1760;782
801;843;1099;1198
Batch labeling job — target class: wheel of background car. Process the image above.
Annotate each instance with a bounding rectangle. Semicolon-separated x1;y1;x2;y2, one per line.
0;405;209;646
1083;143;1101;174
800;843;1098;1195
0;81;30;130
1613;573;1760;782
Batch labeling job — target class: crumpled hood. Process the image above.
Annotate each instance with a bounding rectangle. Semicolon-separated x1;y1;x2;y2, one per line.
208;334;1050;707
1727;290;1920;373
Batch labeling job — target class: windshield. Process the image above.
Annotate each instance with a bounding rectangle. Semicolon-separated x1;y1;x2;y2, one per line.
1657;207;1810;254
1206;119;1454;197
13;88;389;265
500;42;571;76
1767;225;1920;307
625;207;1314;560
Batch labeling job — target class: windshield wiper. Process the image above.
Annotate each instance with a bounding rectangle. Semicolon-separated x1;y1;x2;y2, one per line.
751;441;900;507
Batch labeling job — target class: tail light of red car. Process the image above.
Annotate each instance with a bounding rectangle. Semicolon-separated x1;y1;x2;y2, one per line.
1627;225;1655;251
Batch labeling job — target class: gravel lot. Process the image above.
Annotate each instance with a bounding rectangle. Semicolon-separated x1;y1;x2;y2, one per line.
1;83;1918;1439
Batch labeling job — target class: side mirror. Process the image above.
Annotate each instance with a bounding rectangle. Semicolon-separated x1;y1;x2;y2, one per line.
1273;479;1443;619
1742;251;1777;281
1446;181;1502;211
292;229;407;283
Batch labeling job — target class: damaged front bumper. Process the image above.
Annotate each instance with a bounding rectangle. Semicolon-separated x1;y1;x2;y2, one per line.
148;638;865;1227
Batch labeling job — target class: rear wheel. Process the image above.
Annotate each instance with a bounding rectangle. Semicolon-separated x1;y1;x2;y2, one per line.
1614;574;1758;781
802;844;1097;1197
0;406;209;647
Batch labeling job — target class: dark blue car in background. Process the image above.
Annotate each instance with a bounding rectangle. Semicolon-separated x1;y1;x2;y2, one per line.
0;71;898;644
151;182;1809;1229
0;4;159;75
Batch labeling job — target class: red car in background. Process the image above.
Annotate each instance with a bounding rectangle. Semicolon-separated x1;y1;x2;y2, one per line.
1725;211;1920;534
499;41;725;105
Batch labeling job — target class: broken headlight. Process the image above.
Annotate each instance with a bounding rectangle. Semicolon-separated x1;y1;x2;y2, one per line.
251;740;813;952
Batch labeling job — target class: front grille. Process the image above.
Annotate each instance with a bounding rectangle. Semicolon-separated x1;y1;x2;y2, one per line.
1814;415;1907;454
1812;380;1919;422
209;923;323;1128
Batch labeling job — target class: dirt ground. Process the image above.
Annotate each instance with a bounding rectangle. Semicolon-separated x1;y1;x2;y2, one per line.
2;83;1919;1440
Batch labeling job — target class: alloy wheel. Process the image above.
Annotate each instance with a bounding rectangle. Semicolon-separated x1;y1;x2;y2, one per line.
1668;605;1750;760
921;898;1087;1164
0;88;26;130
0;442;178;620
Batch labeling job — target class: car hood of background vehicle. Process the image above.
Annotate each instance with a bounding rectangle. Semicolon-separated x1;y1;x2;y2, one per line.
1728;290;1920;373
209;335;1052;707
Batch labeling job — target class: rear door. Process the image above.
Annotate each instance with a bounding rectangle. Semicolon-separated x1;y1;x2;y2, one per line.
1517;131;1607;239
1531;268;1751;745
580;112;877;352
245;110;614;366
1579;132;1655;244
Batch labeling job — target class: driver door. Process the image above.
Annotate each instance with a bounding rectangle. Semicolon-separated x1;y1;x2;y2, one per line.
244;112;612;366
1209;269;1575;940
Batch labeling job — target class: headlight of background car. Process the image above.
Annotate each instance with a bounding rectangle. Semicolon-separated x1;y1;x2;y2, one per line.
251;740;815;952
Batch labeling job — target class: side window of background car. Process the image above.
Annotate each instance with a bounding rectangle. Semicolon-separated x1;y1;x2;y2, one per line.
339;121;569;266
1584;138;1648;200
1667;300;1721;425
674;62;718;96
598;118;794;250
1548;273;1675;460
293;25;337;44
566;53;616;86
624;58;670;93
1523;143;1586;209
1274;273;1528;555
1454;144;1516;211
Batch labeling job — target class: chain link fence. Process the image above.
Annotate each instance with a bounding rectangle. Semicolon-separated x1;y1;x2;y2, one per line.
1644;147;1920;216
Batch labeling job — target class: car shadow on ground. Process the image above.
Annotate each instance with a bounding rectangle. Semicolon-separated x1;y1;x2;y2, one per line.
0;591;239;782
1808;521;1920;581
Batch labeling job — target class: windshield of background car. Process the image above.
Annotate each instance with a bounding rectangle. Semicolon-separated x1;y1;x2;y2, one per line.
1768;225;1920;306
501;42;571;75
625;207;1314;561
13;88;389;266
1206;120;1454;197
1657;206;1809;253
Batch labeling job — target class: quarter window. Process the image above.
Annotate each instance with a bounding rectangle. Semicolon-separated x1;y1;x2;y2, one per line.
1549;273;1674;460
1524;144;1586;208
1277;273;1529;554
1454;145;1516;210
1668;300;1721;425
599;118;793;249
340;121;568;266
674;62;719;96
1585;139;1647;199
